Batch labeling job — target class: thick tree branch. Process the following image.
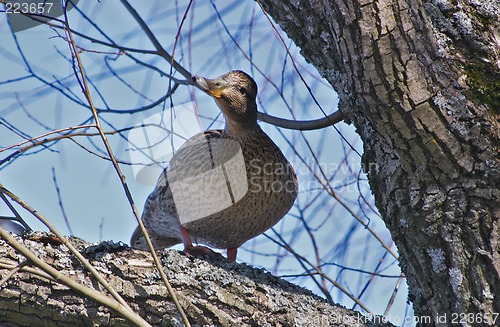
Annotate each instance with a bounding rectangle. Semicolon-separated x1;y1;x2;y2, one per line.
0;236;393;327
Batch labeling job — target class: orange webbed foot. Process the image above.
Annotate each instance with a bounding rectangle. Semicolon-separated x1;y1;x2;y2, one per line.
180;226;218;258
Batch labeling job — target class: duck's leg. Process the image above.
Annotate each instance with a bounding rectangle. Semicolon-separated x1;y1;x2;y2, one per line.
180;226;216;257
227;248;237;261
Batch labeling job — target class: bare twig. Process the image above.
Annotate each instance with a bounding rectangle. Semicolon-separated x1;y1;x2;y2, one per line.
0;125;136;166
0;260;54;281
0;124;95;154
0;192;31;233
278;129;399;260
0;228;150;326
0;184;131;310
384;273;405;316
62;7;191;327
266;231;375;316
51;167;74;236
120;0;343;131
0;260;29;288
4;1;343;130
257;110;344;130
353;250;390;310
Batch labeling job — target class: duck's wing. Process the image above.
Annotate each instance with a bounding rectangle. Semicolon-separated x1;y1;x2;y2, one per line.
168;129;225;171
130;130;225;249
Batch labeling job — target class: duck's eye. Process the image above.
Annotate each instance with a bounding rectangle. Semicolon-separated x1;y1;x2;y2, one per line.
239;87;247;95
215;82;221;86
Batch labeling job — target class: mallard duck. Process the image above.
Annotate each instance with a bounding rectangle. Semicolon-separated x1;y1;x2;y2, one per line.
131;70;298;261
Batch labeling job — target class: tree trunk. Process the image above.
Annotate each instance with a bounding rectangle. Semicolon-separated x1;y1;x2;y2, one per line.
260;0;500;324
0;236;393;327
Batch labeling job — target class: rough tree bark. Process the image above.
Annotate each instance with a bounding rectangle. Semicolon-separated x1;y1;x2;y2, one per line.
260;0;499;325
0;237;392;327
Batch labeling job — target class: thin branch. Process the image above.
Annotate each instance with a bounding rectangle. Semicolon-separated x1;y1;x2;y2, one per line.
120;0;342;130
298;209;330;297
0;184;131;310
0;260;54;281
0;125;95;154
63;11;191;327
384;273;405;316
257;110;344;130
96;83;180;114
0;228;150;326
0;260;29;288
119;0;192;79
0;126;139;166
266;231;375;316
51;167;74;236
0;192;31;233
270;230;333;303
277;126;399;260
353;250;390;311
9;2;344;130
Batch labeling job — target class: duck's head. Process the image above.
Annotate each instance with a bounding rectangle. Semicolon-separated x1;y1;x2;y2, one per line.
193;70;259;134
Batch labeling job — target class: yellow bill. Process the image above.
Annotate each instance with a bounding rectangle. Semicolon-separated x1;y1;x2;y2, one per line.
208;88;223;98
